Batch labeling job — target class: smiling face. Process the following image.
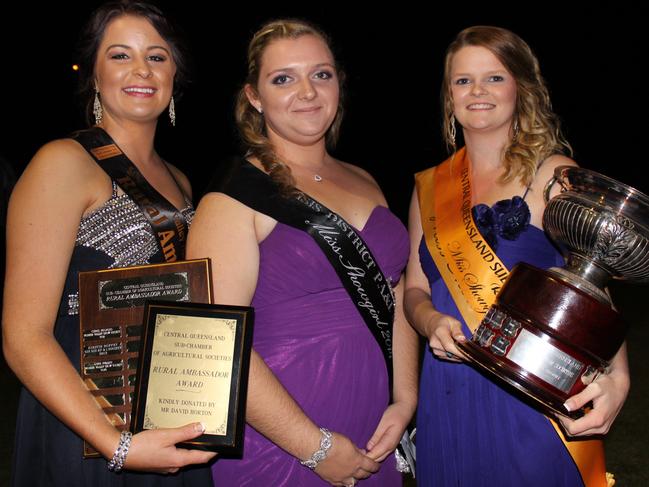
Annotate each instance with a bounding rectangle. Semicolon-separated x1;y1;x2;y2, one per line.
94;15;176;126
449;45;517;136
245;34;339;147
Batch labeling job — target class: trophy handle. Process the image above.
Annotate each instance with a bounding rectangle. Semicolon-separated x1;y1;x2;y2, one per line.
543;176;557;204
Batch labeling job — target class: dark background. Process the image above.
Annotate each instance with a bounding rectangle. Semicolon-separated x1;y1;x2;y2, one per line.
1;3;645;218
1;2;647;486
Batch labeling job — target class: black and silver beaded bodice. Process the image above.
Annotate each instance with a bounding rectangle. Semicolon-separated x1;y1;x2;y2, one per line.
76;182;193;268
63;182;193;317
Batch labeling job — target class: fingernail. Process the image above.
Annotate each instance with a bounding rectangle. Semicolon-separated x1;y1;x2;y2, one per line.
455;335;466;342
194;422;206;433
563;401;573;412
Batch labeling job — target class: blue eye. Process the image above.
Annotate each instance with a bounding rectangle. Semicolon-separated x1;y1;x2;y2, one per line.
272;74;291;85
314;70;333;80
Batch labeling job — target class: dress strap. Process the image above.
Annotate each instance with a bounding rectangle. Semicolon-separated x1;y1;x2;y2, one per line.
521;158;548;201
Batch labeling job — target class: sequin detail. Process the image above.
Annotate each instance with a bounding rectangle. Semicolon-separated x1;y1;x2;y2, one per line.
75;182;193;269
67;293;79;316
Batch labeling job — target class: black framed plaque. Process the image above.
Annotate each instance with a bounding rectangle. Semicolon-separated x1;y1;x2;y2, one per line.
132;301;253;455
78;259;212;457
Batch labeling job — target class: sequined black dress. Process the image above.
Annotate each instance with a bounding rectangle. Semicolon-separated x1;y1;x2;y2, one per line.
10;181;213;487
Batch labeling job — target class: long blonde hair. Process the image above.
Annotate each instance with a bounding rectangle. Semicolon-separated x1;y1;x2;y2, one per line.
442;26;572;186
235;19;345;194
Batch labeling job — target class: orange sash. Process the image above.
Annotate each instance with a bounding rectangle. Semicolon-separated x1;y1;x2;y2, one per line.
415;148;611;487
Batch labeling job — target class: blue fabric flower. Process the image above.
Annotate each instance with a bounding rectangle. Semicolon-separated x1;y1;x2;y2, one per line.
471;196;531;250
493;196;531;240
472;203;499;250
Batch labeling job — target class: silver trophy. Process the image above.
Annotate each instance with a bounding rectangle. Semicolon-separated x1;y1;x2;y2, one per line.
457;166;649;417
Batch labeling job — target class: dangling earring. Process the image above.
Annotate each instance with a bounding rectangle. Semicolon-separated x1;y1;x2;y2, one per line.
449;114;457;148
93;90;103;125
169;96;176;126
512;118;520;139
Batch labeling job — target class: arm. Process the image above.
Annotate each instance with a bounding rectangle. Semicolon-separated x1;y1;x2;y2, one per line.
366;279;419;462
1;141;214;473
403;187;466;360
187;193;380;484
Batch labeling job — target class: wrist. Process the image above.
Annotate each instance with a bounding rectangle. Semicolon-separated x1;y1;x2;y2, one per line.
299;428;333;470
107;430;133;473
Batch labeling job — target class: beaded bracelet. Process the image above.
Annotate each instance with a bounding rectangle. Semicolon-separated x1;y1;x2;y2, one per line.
300;428;333;470
107;430;133;473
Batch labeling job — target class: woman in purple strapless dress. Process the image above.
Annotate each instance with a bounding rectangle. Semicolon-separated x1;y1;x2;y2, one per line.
404;26;629;486
188;19;418;487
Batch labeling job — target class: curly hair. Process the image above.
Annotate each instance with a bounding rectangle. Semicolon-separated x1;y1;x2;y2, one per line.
235;19;345;195
441;26;572;186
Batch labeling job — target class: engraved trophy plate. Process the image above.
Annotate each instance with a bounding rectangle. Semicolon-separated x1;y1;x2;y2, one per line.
458;167;649;418
78;258;212;457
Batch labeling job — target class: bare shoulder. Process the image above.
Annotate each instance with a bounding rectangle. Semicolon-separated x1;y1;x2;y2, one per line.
339;160;380;188
191;190;278;245
531;154;578;196
337;160;387;206
17;138;105;195
193;192;256;228
164;162;192;200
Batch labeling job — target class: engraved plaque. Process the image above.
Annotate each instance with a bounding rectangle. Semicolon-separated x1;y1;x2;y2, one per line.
78;259;212;457
132;301;254;454
507;329;584;393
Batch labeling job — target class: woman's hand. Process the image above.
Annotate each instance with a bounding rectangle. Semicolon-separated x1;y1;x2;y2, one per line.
314;432;380;486
558;344;630;436
422;308;467;362
124;422;217;474
365;401;415;462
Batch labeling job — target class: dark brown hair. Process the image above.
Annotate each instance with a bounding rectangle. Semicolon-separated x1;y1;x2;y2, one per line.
76;0;189;125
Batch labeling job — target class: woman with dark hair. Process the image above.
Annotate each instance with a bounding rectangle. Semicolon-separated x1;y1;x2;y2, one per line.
188;19;418;487
405;26;628;486
3;2;214;485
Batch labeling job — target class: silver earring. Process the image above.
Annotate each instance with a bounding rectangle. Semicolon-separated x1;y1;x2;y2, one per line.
512;118;520;139
169;96;176;126
93;90;103;125
450;114;457;148
257;106;263;114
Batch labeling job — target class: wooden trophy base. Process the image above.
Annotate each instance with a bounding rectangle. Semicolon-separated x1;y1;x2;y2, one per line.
457;263;626;419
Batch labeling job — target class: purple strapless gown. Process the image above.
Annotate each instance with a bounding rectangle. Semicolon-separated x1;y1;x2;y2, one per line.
416;214;584;486
212;206;408;486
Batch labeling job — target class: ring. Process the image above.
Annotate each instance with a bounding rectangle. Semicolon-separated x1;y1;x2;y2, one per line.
446;351;454;359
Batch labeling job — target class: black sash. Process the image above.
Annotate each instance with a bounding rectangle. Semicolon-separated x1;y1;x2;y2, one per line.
72;127;188;263
211;158;395;372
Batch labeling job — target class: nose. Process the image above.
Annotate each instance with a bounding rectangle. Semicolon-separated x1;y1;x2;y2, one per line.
470;81;487;96
134;57;153;79
297;78;316;100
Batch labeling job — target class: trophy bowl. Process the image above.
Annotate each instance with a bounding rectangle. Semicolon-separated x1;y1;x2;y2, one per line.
457;166;649;418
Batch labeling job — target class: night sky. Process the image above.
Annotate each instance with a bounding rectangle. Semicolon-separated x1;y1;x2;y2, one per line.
1;2;644;222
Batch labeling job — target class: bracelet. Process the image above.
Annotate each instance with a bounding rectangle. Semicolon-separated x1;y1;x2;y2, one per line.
107;430;133;473
300;428;333;470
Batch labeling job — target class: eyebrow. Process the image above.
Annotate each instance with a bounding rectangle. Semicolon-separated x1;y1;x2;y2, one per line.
104;44;171;54
452;69;508;77
265;62;336;78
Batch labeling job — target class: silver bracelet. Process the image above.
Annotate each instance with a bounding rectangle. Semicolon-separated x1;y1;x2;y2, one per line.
107;430;133;473
300;428;333;470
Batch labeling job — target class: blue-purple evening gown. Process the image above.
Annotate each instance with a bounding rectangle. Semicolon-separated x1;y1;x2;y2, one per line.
416;199;584;486
212;206;408;486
